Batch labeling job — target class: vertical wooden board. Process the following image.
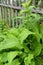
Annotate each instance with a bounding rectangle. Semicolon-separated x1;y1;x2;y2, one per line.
1;7;3;19
17;0;21;6
10;8;12;27
4;7;5;21
12;0;17;6
12;9;14;28
17;0;19;6
1;6;5;26
2;7;5;20
12;0;14;5
19;0;21;6
7;0;10;5
17;10;21;27
14;10;16;27
32;0;35;5
13;0;17;6
11;0;14;27
9;8;14;27
5;0;7;4
1;6;3;19
5;8;7;21
5;8;10;27
15;10;18;27
8;8;12;27
0;7;2;19
8;8;11;27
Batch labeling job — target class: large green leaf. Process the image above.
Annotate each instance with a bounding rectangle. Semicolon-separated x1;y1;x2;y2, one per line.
18;28;34;43
23;33;41;56
7;51;22;63
0;35;21;51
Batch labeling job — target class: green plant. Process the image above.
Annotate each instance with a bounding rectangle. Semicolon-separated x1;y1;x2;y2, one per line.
0;0;43;65
0;27;42;65
16;0;43;65
0;20;9;31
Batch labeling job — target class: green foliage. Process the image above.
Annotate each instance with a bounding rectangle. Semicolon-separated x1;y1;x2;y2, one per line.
0;0;43;65
24;54;35;65
0;27;42;65
0;20;9;31
16;0;43;65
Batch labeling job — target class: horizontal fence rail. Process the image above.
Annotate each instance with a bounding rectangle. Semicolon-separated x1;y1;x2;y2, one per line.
0;0;43;28
0;3;23;10
32;9;43;14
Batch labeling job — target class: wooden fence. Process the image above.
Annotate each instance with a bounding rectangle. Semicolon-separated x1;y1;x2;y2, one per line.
0;0;43;27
